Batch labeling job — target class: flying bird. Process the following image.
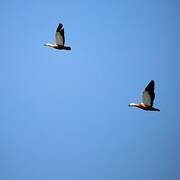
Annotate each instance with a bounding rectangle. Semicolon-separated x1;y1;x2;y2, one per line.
128;80;160;111
44;23;71;50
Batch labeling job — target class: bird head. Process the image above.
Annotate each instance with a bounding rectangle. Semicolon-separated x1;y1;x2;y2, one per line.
128;103;137;107
44;43;53;47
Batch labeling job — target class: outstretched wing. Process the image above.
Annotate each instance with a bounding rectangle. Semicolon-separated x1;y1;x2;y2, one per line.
55;23;65;45
142;80;155;106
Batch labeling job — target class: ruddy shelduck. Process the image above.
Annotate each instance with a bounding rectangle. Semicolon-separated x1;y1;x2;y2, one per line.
128;80;160;111
44;23;71;50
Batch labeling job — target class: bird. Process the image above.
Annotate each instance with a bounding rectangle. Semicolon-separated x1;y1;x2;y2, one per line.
44;23;71;50
128;80;160;111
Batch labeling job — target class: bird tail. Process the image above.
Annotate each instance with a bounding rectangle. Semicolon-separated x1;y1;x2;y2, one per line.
64;46;71;50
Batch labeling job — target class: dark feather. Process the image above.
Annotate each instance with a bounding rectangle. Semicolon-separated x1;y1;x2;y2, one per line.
56;23;63;32
144;80;155;106
60;28;65;45
56;23;65;45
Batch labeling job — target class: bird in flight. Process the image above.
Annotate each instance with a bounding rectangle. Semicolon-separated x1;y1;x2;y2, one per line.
44;23;71;50
128;80;160;111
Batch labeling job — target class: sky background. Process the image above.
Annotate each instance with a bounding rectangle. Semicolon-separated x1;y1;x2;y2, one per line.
0;0;179;180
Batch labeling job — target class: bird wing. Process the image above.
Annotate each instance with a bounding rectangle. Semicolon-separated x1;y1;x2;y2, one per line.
142;80;155;106
55;23;65;45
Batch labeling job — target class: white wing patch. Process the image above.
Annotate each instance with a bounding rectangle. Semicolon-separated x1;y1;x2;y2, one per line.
142;91;152;106
55;32;64;45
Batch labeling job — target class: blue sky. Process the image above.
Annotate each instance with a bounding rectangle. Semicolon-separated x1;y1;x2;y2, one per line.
0;0;179;180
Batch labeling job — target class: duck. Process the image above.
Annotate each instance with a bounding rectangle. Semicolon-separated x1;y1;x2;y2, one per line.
128;80;160;111
44;23;71;50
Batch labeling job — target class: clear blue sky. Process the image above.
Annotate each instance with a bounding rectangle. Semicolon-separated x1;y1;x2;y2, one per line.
0;0;179;180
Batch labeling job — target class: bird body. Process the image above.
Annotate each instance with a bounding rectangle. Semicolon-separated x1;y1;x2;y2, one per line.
128;103;160;111
44;23;71;50
44;43;71;50
128;80;160;111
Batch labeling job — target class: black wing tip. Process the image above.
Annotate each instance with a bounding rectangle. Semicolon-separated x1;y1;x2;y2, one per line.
145;80;155;90
56;23;63;32
58;23;63;27
149;80;155;85
151;80;155;83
